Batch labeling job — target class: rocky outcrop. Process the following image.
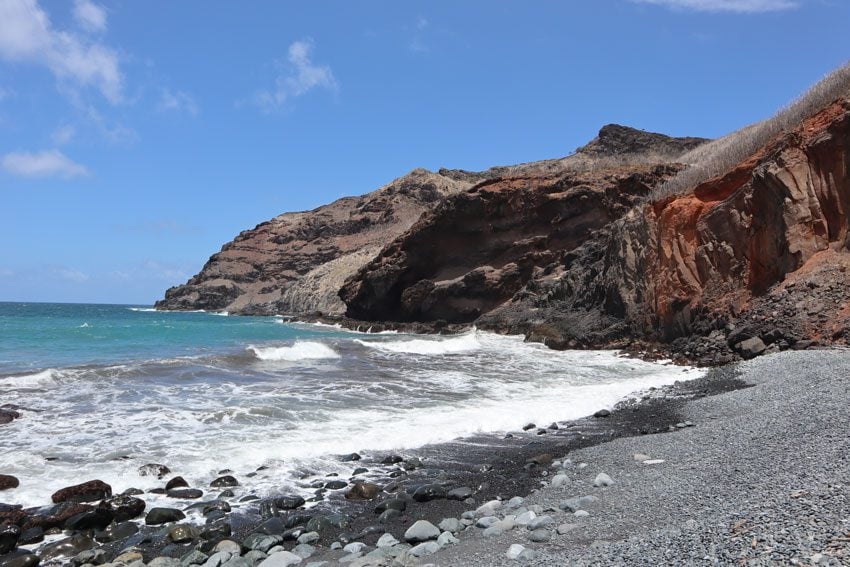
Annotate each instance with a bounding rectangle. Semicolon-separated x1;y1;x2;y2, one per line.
157;125;706;317
156;169;481;315
340;164;683;323
480;99;850;364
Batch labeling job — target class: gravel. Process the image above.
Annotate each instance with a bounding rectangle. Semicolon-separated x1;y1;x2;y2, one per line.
434;350;850;566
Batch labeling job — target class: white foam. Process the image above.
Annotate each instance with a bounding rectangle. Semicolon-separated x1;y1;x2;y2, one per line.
355;333;480;355
249;341;340;361
78;323;91;328
211;311;229;317
127;307;158;312
0;369;63;389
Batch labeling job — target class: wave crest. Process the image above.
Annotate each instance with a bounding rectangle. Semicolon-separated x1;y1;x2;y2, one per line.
355;333;480;355
248;342;340;362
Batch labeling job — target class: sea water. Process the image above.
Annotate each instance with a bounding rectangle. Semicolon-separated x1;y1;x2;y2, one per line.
0;302;703;509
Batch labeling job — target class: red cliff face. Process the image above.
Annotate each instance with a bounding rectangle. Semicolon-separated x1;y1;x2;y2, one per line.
481;99;850;363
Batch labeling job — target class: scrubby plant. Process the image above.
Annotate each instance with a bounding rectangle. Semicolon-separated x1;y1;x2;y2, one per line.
648;60;850;202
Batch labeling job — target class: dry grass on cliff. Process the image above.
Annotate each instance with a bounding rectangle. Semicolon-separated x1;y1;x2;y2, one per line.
648;60;850;202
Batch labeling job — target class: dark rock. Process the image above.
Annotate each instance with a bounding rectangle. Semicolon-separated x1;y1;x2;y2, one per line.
102;495;146;522
324;480;348;490
165;476;189;490
18;527;43;545
345;482;381;500
352;467;368;475
201;500;231;516
340;453;361;462
167;488;203;499
378;509;401;523
199;520;231;540
0;524;21;554
736;337;767;359
412;484;447;502
529;453;554;466
0;409;20;425
522;423;535;431
593;409;611;418
0;475;19;491
138;464;171;479
284;513;312;529
380;455;403;465
374;498;407;514
548;422;559;430
94;521;138;543
255;517;286;535
167;523;199;543
50;480;112;503
122;488;144;496
447;487;474;500
0;552;39;567
145;507;186;525
210;475;239;488
39;534;94;561
221;490;237;499
65;507;114;531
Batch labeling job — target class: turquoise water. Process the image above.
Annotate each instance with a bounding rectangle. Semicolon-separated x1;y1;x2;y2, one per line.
0;302;701;511
0;302;341;373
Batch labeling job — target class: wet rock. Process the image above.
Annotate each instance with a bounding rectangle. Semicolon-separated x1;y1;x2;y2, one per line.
0;475;19;491
145;507;186;525
210;476;239;488
199;520;232;540
244;533;284;553
51;480;112;503
139;463;171;478
18;527;43;545
167;488;204;499
123;487;144;496
380;455;403;465
72;548;107;566
411;484;446;502
168;524;200;543
0;409;20;425
340;453;361;462
165;476;189;490
0;524;21;554
593;409;611;418
522;423;535;431
324;480;347;490
403;520;440;543
272;495;306;510
65;507;114;531
374;499;407;514
94;520;138;543
103;495;146;522
202;500;231;516
0;552;40;567
345;482;381;500
40;534;95;561
255;517;286;535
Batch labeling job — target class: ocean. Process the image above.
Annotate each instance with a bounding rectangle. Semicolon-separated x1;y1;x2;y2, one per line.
0;302;702;510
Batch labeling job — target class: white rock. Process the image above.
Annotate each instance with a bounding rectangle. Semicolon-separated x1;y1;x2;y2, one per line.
643;459;665;465
574;510;590;517
257;552;302;567
527;515;554;530
436;531;458;546
556;523;579;535
514;511;536;526
404;520;441;543
343;543;367;554
330;542;342;550
476;516;499;528
475;499;502;515
593;472;614;487
506;544;526;560
633;453;650;462
376;533;399;548
438;518;464;533
506;496;525;508
297;532;320;545
577;462;588;469
408;541;440;557
550;474;569;488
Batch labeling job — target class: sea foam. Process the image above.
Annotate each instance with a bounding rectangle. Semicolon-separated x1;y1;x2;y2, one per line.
355;333;480;355
248;341;340;361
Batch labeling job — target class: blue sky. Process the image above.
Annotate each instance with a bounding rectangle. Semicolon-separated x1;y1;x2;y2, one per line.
1;0;848;304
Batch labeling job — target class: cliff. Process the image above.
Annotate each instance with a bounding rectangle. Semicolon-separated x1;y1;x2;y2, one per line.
478;98;850;364
157;126;706;316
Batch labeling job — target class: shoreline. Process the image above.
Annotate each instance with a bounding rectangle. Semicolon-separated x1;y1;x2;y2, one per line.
1;355;745;566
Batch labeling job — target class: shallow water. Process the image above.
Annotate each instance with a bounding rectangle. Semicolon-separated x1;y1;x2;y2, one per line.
0;302;703;509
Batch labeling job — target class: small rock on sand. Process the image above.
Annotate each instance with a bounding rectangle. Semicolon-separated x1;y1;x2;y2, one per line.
593;472;614;487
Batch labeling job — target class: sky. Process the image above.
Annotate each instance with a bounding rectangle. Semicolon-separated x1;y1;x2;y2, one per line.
1;0;848;304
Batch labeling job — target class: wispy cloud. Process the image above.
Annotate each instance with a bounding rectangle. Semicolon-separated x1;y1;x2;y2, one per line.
0;0;123;103
157;88;199;116
409;15;430;53
251;39;337;112
54;266;90;283
630;0;799;12
51;124;76;145
1;149;89;179
73;0;107;33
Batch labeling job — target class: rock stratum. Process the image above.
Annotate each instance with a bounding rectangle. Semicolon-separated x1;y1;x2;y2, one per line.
160;85;850;364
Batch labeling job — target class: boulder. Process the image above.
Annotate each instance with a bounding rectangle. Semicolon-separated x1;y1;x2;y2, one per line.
345;482;381;500
403;520;440;543
145;507;186;525
51;480;112;503
0;475;19;491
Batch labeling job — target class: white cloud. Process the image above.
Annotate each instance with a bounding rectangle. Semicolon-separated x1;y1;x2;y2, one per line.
51;124;76;145
73;0;106;33
252;39;337;111
0;0;123;103
2;149;89;178
55;267;89;283
0;86;13;101
631;0;798;12
157;88;199;116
